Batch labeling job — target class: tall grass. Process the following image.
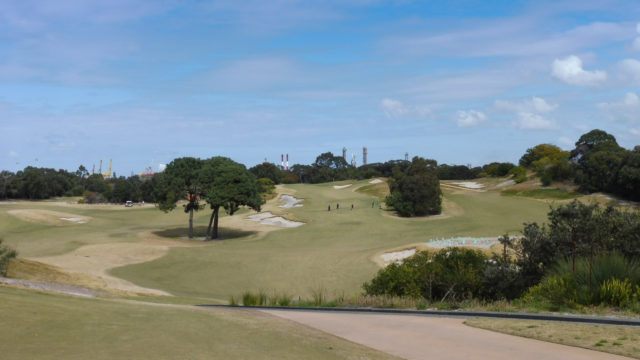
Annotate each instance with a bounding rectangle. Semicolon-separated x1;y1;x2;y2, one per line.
525;253;640;308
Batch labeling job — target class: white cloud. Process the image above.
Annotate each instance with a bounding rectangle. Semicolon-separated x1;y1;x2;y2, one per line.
455;110;487;128
619;59;640;83
633;38;640;51
598;92;640;124
8;150;19;158
514;112;557;130
494;96;558;113
556;136;574;149
551;55;607;86
630;128;640;136
379;98;432;119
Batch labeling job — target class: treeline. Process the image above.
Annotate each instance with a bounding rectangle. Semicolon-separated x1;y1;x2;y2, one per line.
2;129;638;202
365;200;640;309
0;165;155;203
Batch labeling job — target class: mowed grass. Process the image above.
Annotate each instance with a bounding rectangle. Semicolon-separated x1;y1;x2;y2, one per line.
0;200;223;257
0;285;396;360
465;318;640;359
111;180;550;301
501;188;580;200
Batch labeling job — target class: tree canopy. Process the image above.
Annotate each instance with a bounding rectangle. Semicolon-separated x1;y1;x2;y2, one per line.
385;157;442;217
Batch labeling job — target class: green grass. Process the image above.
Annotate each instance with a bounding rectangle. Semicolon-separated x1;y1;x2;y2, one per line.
0;285;397;360
111;180;550;301
1;180;551;302
501;188;579;200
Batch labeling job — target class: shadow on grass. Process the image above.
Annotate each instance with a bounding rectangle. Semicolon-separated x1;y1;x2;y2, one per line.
153;226;256;241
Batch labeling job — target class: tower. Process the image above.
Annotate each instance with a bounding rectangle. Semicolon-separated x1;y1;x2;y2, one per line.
351;153;357;167
363;147;368;165
405;152;409;161
286;154;289;171
342;147;347;160
281;154;284;170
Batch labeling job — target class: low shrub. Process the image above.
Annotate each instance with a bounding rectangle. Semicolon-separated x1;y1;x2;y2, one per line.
0;238;18;276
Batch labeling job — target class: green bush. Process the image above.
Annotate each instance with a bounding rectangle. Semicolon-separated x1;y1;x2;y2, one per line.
241;291;267;306
364;248;489;302
600;278;633;308
0;238;18;276
524;254;640;308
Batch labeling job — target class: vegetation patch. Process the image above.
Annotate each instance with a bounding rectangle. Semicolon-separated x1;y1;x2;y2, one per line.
465;318;640;359
501;188;579;200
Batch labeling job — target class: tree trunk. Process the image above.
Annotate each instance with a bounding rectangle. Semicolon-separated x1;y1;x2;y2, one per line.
206;209;215;241
212;207;220;240
188;207;194;239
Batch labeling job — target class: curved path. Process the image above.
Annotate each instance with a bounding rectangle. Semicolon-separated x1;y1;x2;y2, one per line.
263;310;631;360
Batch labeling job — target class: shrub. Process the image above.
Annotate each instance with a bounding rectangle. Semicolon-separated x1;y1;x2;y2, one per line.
600;278;633;308
364;248;490;302
0;238;18;276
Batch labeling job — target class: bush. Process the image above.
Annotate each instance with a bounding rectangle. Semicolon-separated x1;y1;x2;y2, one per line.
0;238;18;276
364;248;490;302
524;254;640;308
540;173;553;186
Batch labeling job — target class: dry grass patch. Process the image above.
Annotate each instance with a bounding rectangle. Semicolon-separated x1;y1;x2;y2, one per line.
465;318;640;359
7;209;91;226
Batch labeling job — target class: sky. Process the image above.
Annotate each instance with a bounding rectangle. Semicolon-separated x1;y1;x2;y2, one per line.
1;0;640;175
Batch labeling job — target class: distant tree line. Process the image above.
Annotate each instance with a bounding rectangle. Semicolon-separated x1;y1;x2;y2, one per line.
2;129;638;203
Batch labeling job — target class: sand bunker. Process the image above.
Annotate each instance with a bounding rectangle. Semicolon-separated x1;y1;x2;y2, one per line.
380;248;416;265
278;194;304;208
369;179;383;184
451;182;484;189
247;212;305;228
8;209;91;226
333;184;352;189
0;201;16;205
496;179;515;188
425;236;498;249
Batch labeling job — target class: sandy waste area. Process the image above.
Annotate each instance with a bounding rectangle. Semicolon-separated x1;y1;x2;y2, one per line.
247;212;305;228
278;194;304;208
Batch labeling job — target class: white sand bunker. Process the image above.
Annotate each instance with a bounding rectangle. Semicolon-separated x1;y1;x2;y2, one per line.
451;182;484;189
8;209;91;226
60;217;87;224
425;236;498;249
380;248;416;265
278;194;304;208
0;201;17;205
247;212;305;228
369;179;383;184
333;184;352;189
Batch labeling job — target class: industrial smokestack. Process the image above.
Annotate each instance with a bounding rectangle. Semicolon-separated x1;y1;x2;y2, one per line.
342;147;347;160
286;154;289;170
363;147;368;165
281;154;284;170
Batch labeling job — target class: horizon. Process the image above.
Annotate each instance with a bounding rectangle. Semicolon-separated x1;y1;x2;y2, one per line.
1;1;639;174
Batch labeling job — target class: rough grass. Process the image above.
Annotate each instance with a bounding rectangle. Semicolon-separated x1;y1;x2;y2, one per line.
501;188;579;200
112;180;550;301
355;180;390;199
465;318;640;359
0;285;397;360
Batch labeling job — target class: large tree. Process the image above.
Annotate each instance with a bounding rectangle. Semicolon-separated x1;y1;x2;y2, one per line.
200;157;263;240
385;157;442;217
153;157;204;238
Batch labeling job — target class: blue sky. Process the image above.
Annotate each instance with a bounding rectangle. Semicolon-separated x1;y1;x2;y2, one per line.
1;0;639;175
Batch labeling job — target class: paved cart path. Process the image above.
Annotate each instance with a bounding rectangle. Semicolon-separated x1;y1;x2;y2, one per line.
263;310;631;360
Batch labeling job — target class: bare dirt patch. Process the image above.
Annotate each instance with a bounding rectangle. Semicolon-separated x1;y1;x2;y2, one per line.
369;179;384;184
7;209;91;226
